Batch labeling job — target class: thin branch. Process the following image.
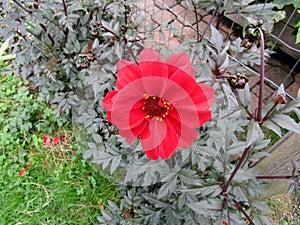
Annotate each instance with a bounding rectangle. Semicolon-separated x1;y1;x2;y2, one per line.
40;24;55;46
13;0;32;14
224;196;231;225
231;198;256;225
256;175;296;179
261;102;277;122
101;24;120;39
256;28;265;124
215;74;237;79
224;146;252;192
200;8;219;42
13;0;55;45
62;0;69;45
191;0;200;41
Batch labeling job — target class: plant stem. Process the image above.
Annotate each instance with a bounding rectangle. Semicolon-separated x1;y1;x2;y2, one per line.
13;0;32;14
256;175;295;179
101;24;120;39
62;0;69;45
231;198;256;225
256;28;265;124
223;146;251;192
40;24;55;46
215;74;237;79
261;102;278;122
200;8;218;42
224;196;231;225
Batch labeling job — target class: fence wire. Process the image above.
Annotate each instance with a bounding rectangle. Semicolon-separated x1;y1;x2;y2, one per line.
134;0;300;99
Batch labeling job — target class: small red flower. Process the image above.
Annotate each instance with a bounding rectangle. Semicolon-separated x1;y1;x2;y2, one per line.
18;168;28;176
44;161;49;165
53;136;61;145
103;48;214;160
18;170;25;177
222;222;228;225
44;136;51;147
55;105;63;114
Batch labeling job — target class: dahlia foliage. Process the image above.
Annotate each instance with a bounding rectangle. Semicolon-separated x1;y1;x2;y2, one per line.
103;48;215;160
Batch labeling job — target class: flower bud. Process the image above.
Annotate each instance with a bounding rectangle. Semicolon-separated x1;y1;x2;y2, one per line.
274;93;287;104
229;73;249;89
241;38;252;49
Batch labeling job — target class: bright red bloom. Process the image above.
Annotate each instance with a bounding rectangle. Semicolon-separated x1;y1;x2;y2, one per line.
18;170;25;177
18;168;28;177
53;136;61;145
43;136;51;147
103;48;214;160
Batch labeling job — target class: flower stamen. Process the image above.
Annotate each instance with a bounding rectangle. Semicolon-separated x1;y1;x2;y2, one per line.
142;95;172;120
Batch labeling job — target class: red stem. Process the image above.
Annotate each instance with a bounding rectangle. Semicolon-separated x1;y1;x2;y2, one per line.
232;198;256;225
256;28;265;123
261;101;278;122
256;175;294;179
224;146;251;192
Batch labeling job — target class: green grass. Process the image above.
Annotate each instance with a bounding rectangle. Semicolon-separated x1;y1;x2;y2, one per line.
0;74;118;224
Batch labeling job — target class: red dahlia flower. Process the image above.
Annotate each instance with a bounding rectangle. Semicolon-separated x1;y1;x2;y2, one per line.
103;48;214;160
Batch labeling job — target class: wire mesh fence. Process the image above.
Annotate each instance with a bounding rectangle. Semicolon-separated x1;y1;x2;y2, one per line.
133;0;300;99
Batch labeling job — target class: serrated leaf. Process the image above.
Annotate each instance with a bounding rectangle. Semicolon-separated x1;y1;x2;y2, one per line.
0;36;13;57
263;119;282;137
92;133;102;144
277;83;285;95
246;119;264;147
227;142;247;155
188;199;222;215
272;114;300;133
110;156;121;174
157;175;178;198
115;42;123;59
253;139;271;150
252;201;273;214
210;25;223;52
237;83;250;107
83;150;93;159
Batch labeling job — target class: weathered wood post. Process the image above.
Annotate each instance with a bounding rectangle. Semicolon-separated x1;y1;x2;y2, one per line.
254;131;300;196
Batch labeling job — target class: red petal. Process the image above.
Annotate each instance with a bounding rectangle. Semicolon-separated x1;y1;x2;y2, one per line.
43;136;51;147
166;53;194;77
43;136;49;143
139;61;169;79
141;119;167;151
110;82;145;130
116;60;142;89
167;110;198;148
143;118;180;160
144;148;159;160
119;129;137;143
139;48;162;62
139;49;168;80
197;110;212;127
53;136;61;145
190;83;215;109
103;90;118;113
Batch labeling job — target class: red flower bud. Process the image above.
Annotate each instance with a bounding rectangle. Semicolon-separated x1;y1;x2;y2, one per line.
274;94;287;104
